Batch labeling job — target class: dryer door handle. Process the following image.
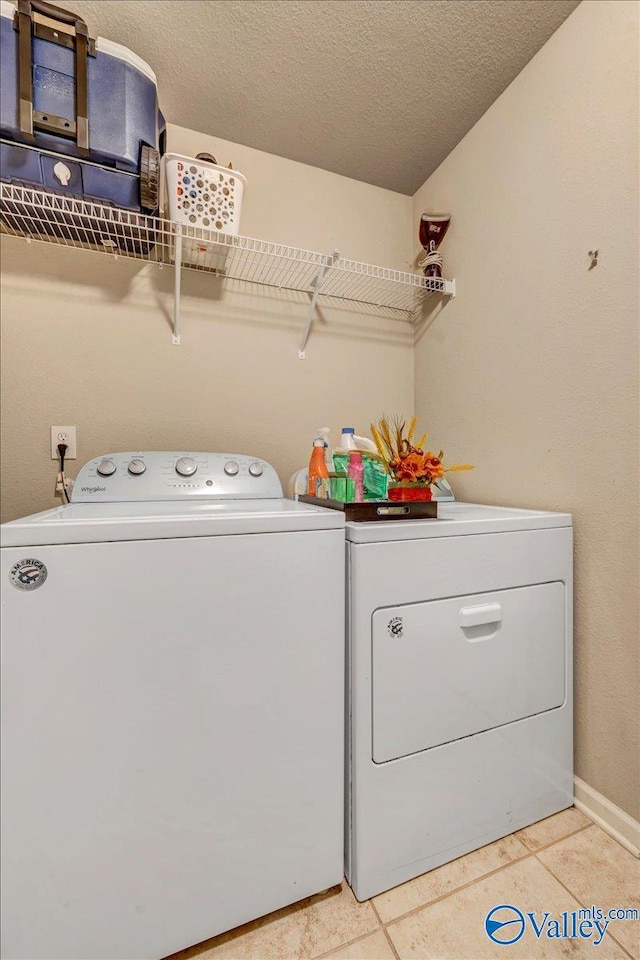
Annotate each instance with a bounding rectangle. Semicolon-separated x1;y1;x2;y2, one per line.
459;603;503;628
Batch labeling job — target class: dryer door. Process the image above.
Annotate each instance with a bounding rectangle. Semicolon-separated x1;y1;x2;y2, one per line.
372;582;566;763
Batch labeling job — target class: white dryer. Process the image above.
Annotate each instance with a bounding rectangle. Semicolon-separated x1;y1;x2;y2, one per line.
345;502;573;902
1;452;345;960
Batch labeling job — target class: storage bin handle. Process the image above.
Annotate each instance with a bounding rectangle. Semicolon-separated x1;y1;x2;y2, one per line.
19;0;90;27
15;0;92;154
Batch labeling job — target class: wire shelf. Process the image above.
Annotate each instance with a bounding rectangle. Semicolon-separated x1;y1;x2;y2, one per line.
0;184;455;348
0;184;164;262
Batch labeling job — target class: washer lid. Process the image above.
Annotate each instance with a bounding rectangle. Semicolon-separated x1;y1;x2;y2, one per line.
345;502;571;542
0;499;344;547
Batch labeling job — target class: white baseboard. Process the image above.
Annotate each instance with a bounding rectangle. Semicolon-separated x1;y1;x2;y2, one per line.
574;776;640;858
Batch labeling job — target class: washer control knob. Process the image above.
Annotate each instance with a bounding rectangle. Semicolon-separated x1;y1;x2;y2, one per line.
224;460;240;476
96;459;116;477
128;458;146;476
249;461;263;477
175;457;197;477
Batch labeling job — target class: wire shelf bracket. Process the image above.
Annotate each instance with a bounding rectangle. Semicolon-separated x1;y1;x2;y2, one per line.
298;249;340;360
0;184;456;354
173;225;183;345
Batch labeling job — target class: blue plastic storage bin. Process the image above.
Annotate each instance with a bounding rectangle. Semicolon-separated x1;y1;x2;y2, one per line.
0;0;163;213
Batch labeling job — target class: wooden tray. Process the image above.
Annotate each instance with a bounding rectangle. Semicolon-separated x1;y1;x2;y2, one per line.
299;495;438;522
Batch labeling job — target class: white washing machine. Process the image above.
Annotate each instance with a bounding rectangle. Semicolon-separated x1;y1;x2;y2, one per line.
1;452;345;960
345;502;573;902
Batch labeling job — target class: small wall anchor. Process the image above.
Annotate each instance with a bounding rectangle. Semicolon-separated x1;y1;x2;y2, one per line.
588;250;599;270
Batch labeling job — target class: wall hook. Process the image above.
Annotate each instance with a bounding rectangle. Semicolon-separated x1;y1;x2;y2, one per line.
588;250;599;270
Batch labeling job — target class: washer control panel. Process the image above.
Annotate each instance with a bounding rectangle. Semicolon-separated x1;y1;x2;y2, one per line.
72;453;283;502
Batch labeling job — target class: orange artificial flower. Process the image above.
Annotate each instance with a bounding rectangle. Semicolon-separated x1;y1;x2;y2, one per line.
371;415;474;486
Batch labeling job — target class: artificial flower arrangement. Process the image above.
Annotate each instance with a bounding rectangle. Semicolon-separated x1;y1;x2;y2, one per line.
370;415;473;500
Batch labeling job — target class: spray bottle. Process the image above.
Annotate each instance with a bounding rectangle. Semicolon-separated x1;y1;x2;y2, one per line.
315;426;333;471
347;451;365;503
308;439;329;496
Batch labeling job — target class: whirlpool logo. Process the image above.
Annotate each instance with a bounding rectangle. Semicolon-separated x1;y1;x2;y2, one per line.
80;486;106;493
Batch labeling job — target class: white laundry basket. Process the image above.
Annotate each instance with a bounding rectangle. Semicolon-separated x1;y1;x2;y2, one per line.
161;152;247;267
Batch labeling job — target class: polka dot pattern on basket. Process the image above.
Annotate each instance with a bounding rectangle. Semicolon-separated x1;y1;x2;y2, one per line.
172;160;241;232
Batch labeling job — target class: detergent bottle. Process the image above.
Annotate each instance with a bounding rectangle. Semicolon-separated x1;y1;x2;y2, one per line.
339;427;377;453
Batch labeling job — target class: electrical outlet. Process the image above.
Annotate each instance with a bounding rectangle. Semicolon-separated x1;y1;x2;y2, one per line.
51;426;77;460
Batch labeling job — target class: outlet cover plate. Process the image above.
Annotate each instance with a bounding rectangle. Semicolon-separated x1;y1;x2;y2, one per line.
51;426;77;460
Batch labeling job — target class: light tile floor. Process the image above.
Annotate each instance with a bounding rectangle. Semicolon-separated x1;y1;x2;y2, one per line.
167;809;640;960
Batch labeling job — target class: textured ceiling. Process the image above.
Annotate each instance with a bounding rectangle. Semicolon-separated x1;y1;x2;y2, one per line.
69;0;579;194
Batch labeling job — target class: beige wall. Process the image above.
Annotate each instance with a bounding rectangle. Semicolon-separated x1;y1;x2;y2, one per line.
412;0;639;819
1;1;638;821
0;124;413;522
